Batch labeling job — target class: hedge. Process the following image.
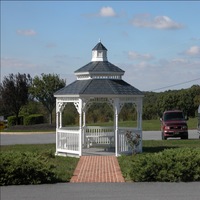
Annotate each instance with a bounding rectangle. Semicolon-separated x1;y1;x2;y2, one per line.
24;114;44;125
7;116;24;126
0;151;58;185
130;148;200;182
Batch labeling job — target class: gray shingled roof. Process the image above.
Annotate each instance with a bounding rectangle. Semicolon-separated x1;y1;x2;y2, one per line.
75;61;124;74
92;42;107;51
54;79;143;96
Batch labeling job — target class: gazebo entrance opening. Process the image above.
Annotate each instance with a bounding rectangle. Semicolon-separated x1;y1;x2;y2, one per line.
54;41;143;157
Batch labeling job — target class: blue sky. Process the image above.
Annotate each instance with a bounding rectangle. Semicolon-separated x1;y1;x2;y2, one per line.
1;1;200;92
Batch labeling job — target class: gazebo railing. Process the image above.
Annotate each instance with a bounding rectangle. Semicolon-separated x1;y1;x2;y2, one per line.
84;126;114;148
56;127;80;156
56;126;142;157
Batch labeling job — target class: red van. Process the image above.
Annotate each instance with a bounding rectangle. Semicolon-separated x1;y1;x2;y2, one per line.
160;110;188;140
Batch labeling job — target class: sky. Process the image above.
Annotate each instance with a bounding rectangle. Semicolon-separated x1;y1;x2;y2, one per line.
1;1;200;92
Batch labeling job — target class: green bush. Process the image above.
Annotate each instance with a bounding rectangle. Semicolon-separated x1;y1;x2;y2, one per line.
0;151;58;185
7;116;24;126
24;114;44;125
130;148;200;182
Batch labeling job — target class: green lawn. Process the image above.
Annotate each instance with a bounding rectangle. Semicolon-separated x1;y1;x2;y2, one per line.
88;117;198;131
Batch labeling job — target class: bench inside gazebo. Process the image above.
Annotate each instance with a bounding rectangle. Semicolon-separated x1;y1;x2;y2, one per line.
54;41;143;157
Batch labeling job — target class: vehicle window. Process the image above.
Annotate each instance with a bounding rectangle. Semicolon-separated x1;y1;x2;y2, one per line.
164;112;184;121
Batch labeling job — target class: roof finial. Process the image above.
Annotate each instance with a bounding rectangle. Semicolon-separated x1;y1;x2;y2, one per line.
99;38;101;43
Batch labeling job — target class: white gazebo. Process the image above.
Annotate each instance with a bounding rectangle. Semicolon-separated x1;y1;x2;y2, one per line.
54;41;143;157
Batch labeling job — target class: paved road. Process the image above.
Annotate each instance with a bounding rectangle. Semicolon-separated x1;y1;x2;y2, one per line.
0;132;56;145
1;130;199;145
1;182;200;200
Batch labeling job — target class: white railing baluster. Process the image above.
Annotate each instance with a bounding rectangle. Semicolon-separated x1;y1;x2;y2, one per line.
56;126;142;157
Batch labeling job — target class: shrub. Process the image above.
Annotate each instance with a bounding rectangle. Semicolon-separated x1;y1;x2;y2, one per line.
0;151;58;185
130;148;200;182
24;114;44;125
7;116;23;126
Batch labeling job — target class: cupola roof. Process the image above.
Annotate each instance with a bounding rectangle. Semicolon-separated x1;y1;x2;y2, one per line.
75;41;124;80
92;42;107;51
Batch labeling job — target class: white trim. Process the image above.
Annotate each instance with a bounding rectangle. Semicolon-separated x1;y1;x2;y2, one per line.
54;94;144;99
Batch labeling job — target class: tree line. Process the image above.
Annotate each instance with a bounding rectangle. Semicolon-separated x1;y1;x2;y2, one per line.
143;85;200;119
0;73;65;125
0;73;199;126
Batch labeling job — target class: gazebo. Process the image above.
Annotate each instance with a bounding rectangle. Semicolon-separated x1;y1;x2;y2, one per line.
54;41;143;157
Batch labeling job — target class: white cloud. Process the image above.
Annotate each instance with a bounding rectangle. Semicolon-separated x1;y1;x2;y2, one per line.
185;46;200;56
1;57;39;78
128;51;154;60
16;29;37;36
121;55;200;91
99;6;116;17
83;6;117;18
131;14;183;30
1;57;35;68
171;58;188;64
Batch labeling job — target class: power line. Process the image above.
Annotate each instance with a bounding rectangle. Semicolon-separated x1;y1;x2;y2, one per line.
151;78;200;92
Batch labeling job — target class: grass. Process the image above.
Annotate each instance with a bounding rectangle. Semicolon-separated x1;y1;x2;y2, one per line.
0;144;79;183
3;117;197;132
118;139;200;181
88;117;197;131
142;139;200;153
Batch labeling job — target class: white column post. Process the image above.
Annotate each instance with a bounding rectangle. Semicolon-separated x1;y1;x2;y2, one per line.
79;99;83;156
56;112;59;129
55;99;59;155
114;98;119;157
82;110;86;146
59;112;62;128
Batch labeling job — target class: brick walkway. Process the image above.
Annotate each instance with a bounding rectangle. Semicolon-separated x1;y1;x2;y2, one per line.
70;156;125;183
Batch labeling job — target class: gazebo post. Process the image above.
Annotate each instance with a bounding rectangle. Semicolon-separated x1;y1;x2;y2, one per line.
55;101;59;155
59;111;62;128
79;99;83;156
114;98;119;157
82;109;86;147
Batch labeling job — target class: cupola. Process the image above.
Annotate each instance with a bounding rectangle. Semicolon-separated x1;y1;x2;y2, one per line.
91;40;108;62
74;41;124;80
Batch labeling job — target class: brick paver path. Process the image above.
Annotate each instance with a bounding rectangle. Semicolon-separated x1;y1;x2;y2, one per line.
70;156;125;183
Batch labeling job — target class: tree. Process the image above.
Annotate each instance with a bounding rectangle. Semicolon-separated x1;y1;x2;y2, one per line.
30;73;65;124
0;73;32;124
